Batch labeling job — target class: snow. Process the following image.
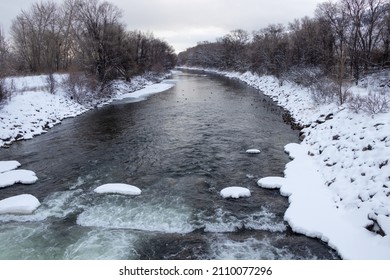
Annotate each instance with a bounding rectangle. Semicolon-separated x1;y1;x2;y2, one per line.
220;187;251;199
0;194;41;215
94;183;142;196
0;170;38;188
113;81;174;101
281;143;390;259
257;177;285;189
0;160;21;173
246;149;261;154
0;161;39;213
0;160;38;188
181;66;390;259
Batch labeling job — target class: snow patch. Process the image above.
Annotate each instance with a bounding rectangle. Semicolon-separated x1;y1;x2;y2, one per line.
0;161;21;173
246;149;261;154
94;183;141;196
220;187;251;199
257;177;285;189
113;81;174;101
0;194;41;215
0;169;38;188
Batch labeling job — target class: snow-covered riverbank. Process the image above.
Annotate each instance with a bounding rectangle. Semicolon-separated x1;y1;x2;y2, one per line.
180;67;390;259
1;68;389;259
0;72;174;214
0;73;171;148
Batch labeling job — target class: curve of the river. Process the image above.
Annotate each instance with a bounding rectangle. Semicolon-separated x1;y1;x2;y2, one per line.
0;70;338;259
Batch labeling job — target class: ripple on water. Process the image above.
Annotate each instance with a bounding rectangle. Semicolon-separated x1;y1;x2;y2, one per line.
207;235;305;260
200;207;287;233
63;229;139;260
0;190;85;223
76;195;195;234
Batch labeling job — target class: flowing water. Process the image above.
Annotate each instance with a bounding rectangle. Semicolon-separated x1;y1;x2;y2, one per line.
0;70;338;259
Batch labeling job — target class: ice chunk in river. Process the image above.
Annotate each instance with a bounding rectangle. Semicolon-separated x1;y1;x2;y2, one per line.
0;194;41;215
94;183;141;196
220;187;251;199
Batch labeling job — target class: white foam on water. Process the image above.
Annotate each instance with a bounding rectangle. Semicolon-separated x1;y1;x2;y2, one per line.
202;207;287;233
245;209;287;232
208;235;295;260
77;196;194;234
63;229;139;260
0;190;84;222
0;223;58;259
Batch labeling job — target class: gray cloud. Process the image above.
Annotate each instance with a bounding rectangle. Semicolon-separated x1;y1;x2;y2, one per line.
1;0;324;53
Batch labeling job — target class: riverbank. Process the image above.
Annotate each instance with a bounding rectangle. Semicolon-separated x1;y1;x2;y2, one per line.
0;72;171;148
179;67;390;259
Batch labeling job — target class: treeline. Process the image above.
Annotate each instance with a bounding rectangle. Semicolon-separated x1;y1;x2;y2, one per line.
178;0;389;93
0;0;176;84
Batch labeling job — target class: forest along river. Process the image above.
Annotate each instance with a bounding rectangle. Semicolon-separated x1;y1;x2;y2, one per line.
0;70;338;259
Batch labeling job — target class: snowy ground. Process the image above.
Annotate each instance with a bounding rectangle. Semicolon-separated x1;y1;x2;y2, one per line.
180;67;390;259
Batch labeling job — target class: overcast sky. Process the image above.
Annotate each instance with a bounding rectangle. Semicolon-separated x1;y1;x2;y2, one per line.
1;0;325;53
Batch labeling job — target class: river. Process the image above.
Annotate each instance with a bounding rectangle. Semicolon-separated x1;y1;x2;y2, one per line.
0;70;338;259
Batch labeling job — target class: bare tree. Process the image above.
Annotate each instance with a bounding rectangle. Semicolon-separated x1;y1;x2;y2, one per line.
250;24;289;77
221;29;250;70
10;1;61;72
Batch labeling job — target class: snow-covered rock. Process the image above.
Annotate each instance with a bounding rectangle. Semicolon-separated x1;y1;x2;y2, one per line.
0;194;41;215
246;149;261;154
0;170;38;188
257;177;285;189
220;187;251;199
94;183;142;196
0;160;21;173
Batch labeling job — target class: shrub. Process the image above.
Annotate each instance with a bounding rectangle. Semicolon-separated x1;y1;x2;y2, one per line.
348;90;389;114
364;90;389;114
310;78;337;104
46;73;57;94
348;95;366;113
63;71;99;104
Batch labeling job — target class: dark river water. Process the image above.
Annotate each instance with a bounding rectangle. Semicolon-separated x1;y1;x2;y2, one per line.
0;70;338;259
